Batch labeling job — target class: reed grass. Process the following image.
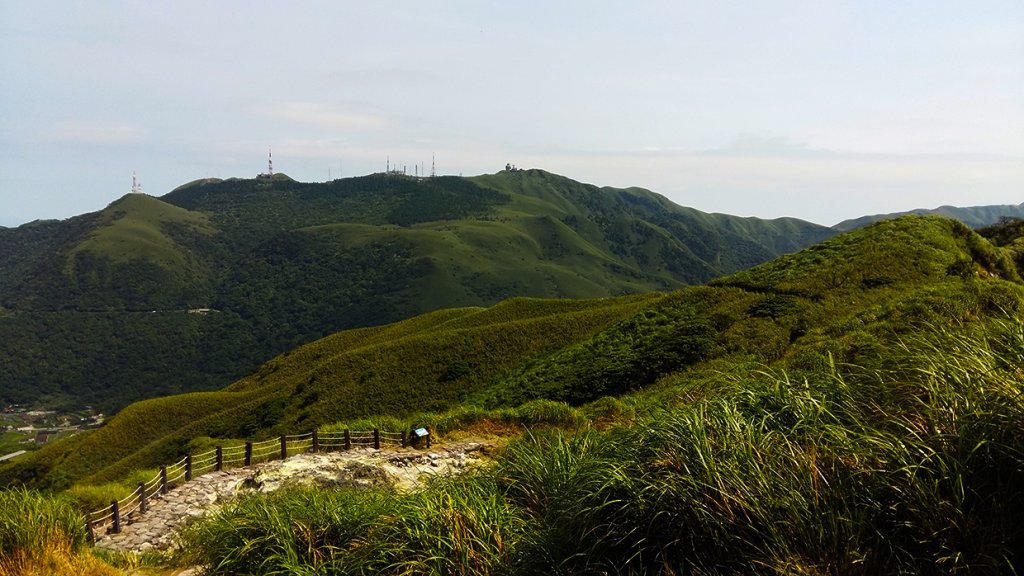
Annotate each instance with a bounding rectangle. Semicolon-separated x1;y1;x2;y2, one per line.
178;319;1024;574
0;488;117;576
177;476;526;576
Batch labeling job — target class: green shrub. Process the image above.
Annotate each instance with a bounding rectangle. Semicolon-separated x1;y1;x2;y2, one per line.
65;483;132;517
510;400;585;429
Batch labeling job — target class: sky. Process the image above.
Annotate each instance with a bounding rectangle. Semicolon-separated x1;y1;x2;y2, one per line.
2;1;1022;228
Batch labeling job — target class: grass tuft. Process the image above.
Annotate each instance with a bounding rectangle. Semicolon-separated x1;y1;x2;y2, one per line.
0;488;117;576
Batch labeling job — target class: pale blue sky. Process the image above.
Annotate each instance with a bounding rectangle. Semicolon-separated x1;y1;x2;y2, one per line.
2;1;1022;227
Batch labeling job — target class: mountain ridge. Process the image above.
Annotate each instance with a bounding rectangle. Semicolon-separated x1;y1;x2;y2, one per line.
0;169;834;412
834;201;1024;231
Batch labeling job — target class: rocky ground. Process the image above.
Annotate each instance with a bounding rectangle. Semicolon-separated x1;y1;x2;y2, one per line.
94;441;492;555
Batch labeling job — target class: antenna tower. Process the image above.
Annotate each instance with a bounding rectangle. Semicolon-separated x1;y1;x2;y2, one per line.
131;171;142;194
431;154;436;178
268;146;274;177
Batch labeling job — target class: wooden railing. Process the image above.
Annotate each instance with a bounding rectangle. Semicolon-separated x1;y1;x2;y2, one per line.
85;428;428;542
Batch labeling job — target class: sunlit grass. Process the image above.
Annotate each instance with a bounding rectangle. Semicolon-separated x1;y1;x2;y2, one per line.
0;488;118;576
177;319;1024;574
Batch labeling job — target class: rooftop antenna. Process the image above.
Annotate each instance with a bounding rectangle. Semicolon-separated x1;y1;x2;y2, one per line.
268;146;274;177
131;171;143;194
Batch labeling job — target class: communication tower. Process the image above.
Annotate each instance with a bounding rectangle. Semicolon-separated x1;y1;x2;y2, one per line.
268;146;274;177
131;171;143;194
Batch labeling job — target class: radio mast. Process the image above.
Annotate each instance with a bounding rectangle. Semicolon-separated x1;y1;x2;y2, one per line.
131;171;142;194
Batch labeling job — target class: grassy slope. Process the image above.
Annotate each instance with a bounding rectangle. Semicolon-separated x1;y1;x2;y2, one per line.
3;215;1022;573
4;215;1015;493
473;170;834;274
65;193;215;273
0;170;837;414
3;294;663;487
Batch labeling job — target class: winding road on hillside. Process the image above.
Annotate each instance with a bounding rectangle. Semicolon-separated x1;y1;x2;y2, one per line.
94;442;490;554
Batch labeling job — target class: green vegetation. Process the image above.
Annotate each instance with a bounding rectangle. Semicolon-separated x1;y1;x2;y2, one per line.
3;215;1017;494
0;488;117;576
177;319;1024;573
0;488;86;558
65;193;215;272
0;169;834;412
3;214;1024;572
1;295;662;489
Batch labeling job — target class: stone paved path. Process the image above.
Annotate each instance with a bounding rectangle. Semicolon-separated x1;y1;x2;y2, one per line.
94;443;488;554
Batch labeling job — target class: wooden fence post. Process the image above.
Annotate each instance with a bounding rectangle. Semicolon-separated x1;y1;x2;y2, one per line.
110;500;121;534
401;431;407;448
86;520;96;544
245;442;253;466
312;430;319;453
216;446;223;472
138;482;147;514
160;466;168;495
280;434;288;460
344;429;351;451
373;429;380;450
185;453;193;482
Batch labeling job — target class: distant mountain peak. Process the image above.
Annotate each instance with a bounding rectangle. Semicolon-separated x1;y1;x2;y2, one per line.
835;202;1024;231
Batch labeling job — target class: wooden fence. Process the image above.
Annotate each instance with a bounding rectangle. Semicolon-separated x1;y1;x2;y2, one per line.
85;428;428;542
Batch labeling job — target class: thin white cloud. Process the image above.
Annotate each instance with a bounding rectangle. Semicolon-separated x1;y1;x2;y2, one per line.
254;101;391;131
704;135;815;157
40;121;147;145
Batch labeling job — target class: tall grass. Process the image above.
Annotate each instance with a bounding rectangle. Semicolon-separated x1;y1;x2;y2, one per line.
420;400;587;438
179;319;1024;574
179;488;392;575
608;320;1024;573
494;430;634;575
382;475;527;575
0;488;116;576
178;476;527;575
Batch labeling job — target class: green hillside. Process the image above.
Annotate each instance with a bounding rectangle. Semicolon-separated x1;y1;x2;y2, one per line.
2;294;664;488
4;214;1024;573
0;170;835;412
4;215;1018;494
2;193;216;311
65;193;214;270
